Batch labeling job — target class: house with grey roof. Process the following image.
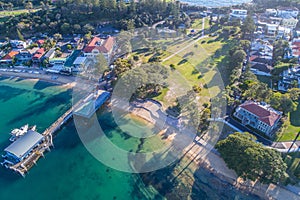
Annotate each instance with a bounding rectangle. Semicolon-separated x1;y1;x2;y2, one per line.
4;130;45;164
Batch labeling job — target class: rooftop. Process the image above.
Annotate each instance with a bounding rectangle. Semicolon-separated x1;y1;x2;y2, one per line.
240;101;282;126
83;36;114;53
1;51;19;60
4;130;44;159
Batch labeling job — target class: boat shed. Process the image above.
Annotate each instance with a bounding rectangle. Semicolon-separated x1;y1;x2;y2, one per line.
4;130;44;163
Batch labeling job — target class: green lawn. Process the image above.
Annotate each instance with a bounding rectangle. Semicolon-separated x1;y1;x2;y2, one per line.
156;31;228;106
279;102;300;141
0;8;40;17
191;18;210;30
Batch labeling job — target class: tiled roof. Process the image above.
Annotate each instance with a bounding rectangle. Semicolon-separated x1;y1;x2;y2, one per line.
1;51;18;60
83;36;114;53
37;40;44;45
32;48;45;59
240;101;281;126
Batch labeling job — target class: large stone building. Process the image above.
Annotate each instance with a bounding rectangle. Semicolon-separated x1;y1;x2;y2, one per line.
234;101;282;137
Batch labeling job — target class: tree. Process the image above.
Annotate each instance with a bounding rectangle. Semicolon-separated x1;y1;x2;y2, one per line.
270;92;297;114
53;33;62;41
25;1;33;12
241;15;256;36
216;132;288;184
61;23;70;34
82;24;94;34
231;49;246;67
288;88;300;101
113;58;132;77
17;29;24;41
273;39;289;62
0;1;4;11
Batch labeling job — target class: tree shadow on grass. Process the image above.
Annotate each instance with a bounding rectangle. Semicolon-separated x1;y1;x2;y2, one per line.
290;101;300;126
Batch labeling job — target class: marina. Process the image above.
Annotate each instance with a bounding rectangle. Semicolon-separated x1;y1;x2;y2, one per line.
1;89;110;177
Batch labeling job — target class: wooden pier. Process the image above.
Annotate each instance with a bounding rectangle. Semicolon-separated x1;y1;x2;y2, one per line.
4;90;110;177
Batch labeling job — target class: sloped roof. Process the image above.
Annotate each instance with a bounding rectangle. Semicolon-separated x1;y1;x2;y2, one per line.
1;51;19;60
240;101;281;126
83;36;114;53
32;48;45;59
251;63;273;73
5;130;44;159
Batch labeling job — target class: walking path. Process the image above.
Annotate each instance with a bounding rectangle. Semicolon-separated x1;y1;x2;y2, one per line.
162;17;207;62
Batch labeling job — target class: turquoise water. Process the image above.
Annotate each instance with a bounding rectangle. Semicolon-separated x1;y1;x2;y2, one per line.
0;77;261;200
0;77;154;200
181;0;251;7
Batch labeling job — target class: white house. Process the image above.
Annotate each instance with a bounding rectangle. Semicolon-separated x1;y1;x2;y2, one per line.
281;18;298;28
230;9;248;20
278;66;300;91
234;101;282;137
266;24;278;37
277;6;299;18
265;9;277;16
10;40;27;49
72;56;89;72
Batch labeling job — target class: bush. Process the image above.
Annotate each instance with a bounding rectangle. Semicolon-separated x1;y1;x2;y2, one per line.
192;85;202;93
169;64;176;70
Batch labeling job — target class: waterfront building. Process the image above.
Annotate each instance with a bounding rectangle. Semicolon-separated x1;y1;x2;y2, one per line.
83;36;114;62
4;130;45;164
0;51;19;64
72;56;89;72
234;101;282;137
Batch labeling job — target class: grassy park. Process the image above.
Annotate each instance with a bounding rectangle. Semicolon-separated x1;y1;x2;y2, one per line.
280;102;300;141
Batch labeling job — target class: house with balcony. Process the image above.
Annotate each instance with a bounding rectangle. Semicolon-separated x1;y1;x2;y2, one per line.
32;48;45;64
277;6;299;19
230;9;248;20
278;66;300;91
281;18;299;29
234;101;282;137
15;48;39;64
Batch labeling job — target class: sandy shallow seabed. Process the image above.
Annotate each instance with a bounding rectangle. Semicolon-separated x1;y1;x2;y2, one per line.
0;71;76;85
129;102;300;200
2;71;299;199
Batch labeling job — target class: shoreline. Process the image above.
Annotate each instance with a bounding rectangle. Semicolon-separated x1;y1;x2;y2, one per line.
0;71;76;88
128;100;300;199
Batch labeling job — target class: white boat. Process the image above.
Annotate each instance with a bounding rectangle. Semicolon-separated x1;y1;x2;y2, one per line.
9;124;37;142
11;124;29;137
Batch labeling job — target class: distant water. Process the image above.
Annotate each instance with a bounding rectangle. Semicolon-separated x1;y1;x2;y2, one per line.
0;77;260;200
180;0;252;7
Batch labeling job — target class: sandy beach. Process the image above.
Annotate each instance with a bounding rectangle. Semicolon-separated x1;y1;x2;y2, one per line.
129;100;300;200
0;70;76;85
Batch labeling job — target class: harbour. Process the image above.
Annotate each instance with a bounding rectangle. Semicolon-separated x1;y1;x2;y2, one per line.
1;83;111;177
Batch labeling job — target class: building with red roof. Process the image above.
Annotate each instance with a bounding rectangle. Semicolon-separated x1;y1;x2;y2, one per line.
32;48;45;63
83;36;114;62
234;101;282;136
0;51;19;64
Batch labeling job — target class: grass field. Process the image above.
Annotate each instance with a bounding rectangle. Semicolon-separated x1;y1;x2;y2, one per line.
157;32;230;107
280;102;300;141
0;8;40;18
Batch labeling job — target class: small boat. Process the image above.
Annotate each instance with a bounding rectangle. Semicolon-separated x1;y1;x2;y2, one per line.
9;124;37;142
11;124;29;137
